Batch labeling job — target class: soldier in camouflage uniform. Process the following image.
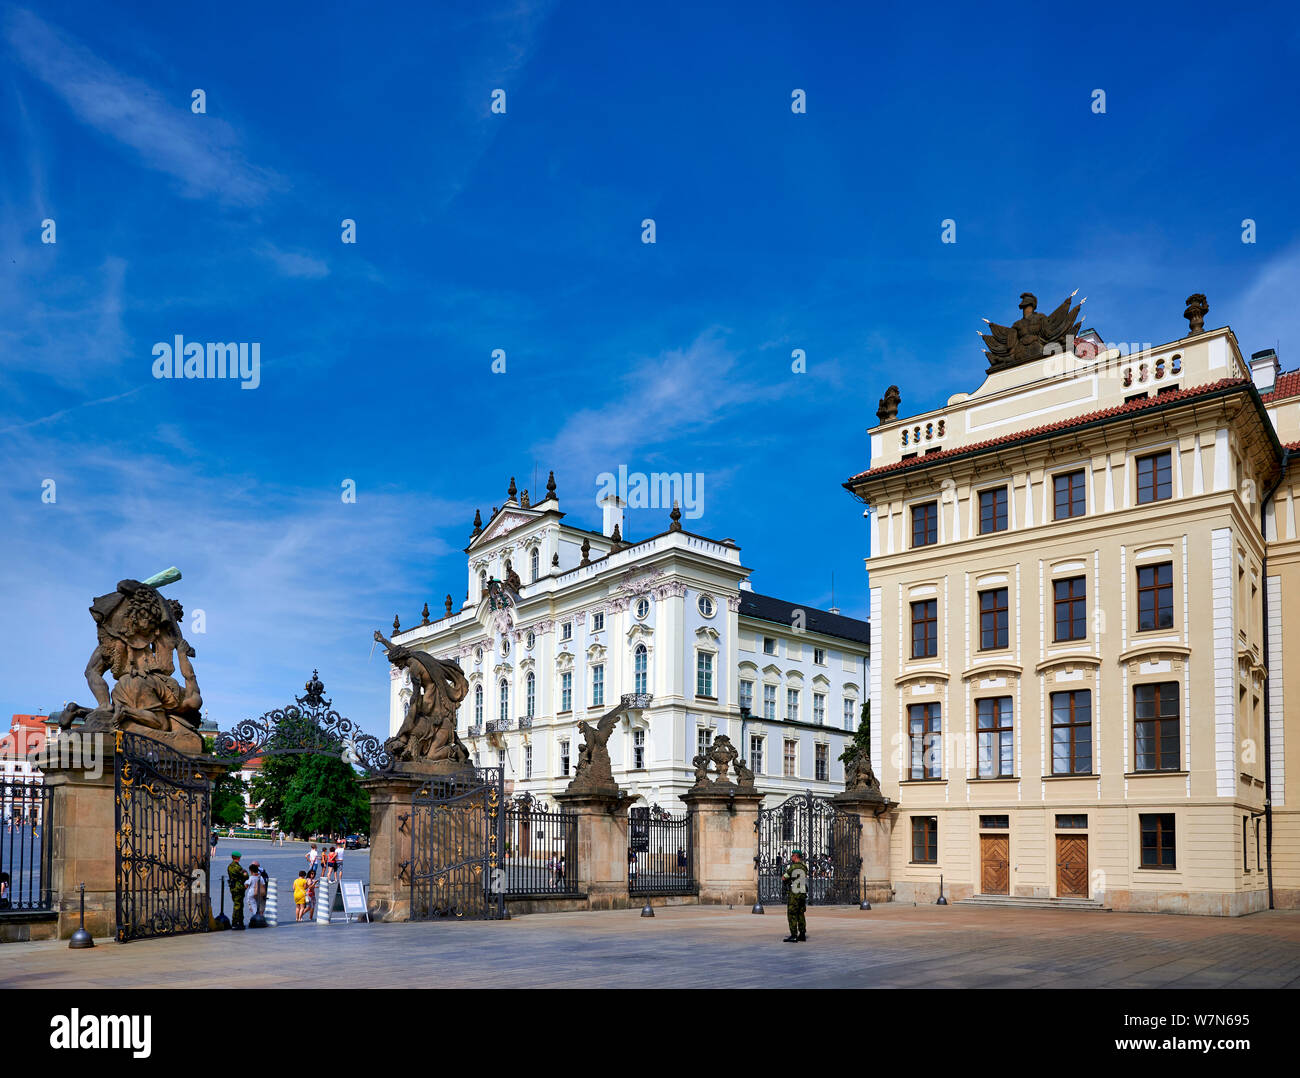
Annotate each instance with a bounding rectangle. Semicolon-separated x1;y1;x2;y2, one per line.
226;851;249;930
782;848;808;942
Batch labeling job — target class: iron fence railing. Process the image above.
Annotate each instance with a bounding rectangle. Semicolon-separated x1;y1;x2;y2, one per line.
0;776;54;913
501;794;579;895
628;804;696;896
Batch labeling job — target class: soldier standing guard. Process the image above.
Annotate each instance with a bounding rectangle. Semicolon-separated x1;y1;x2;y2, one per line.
227;851;249;930
782;849;808;943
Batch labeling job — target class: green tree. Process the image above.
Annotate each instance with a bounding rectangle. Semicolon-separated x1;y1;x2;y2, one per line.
212;772;249;827
838;699;871;766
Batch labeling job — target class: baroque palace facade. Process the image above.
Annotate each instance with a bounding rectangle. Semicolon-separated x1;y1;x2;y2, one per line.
387;476;871;807
846;292;1300;915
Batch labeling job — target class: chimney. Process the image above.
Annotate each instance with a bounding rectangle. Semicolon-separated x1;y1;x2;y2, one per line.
738;579;753;592
1250;349;1280;394
599;493;625;539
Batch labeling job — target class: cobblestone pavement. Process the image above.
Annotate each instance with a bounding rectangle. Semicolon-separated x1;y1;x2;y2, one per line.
5;904;1300;989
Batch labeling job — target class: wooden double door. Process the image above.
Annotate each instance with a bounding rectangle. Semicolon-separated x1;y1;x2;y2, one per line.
1056;835;1089;897
979;834;1010;895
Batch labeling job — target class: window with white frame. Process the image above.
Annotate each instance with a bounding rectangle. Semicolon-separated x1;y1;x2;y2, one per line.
559;738;570;776
815;743;828;782
530;547;540;582
750;735;764;775
592;611;605;632
787;688;800;722
633;729;646;769
634;644;648;694
635;597;650;620
763;684;777;720
813;693;825;725
591;664;605;708
697;725;713;758
560;671;572;712
561;621;572;641
698;594;716;617
524;744;533;779
783;738;797;777
474;684;483;724
763;637;777;655
499;679;509;722
526;672;535;717
843;698;856;729
814;647;826;665
696;651;715;698
739;680;754;712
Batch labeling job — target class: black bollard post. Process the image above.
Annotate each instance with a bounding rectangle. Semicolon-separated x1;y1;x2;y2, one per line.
214;875;231;929
859;876;871;911
936;874;948;906
640;899;655;918
68;882;94;949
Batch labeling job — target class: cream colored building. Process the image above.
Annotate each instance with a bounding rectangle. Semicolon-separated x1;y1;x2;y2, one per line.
845;297;1299;915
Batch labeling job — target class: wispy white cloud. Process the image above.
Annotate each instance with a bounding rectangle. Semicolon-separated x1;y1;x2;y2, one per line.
255;241;330;280
3;7;282;206
1231;243;1300;362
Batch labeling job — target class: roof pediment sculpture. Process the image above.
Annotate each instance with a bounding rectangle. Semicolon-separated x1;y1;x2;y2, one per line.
57;571;204;755
690;734;755;789
981;291;1084;373
374;630;474;775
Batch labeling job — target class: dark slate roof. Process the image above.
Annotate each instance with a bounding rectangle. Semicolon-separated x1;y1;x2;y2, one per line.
738;592;871;646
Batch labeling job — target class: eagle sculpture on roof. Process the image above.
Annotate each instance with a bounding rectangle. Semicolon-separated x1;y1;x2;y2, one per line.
980;291;1084;373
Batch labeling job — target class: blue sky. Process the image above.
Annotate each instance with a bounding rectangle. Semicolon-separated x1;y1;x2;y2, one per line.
3;1;1298;734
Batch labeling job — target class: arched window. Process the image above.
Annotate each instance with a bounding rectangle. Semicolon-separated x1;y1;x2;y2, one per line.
634;644;648;695
474;684;483;724
530;547;540;582
526;671;536;717
479;569;487;595
499;678;509;722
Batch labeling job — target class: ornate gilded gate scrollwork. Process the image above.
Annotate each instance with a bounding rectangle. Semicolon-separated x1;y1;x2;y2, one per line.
409;767;505;921
115;730;212;942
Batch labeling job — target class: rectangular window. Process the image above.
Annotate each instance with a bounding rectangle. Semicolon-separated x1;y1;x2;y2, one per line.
1137;562;1174;631
763;684;777;720
844;698;856;729
1053;577;1087;642
1053;470;1087;519
524;744;532;780
1139;813;1176;869
979;486;1008;534
912;501;938;547
591;664;605;708
1256;819;1262;871
979;815;1009;829
911;599;938;658
911;817;938;863
813;693;825;725
979;588;1009;650
559;739;570;776
1244;816;1250;872
561;621;572;640
696;652;715;698
786;688;799;722
739;680;754;713
907;702;942;780
591;611;604;632
1136;450;1173;504
783;739;797;778
1055;814;1087;829
749;735;764;775
976;697;1014;778
560;671;572;712
1134;682;1180;771
497;749;506;771
815;744;828;782
697;726;712;759
633;730;645;770
1051;690;1092;775
814;647;826;665
763;637;777;655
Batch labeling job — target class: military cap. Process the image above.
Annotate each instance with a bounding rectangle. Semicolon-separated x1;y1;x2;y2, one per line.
791;848;803;857
231;851;242;858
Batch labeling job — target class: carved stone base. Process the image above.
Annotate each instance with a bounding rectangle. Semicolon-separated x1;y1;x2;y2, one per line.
554;789;634;902
682;786;764;905
357;773;427;921
393;757;477;779
833;791;898;900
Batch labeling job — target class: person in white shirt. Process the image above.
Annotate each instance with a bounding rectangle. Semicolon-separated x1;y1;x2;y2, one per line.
307;843;319;873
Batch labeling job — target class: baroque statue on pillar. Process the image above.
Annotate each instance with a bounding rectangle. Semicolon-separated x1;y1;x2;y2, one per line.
981;291;1084;373
57;571;204;754
843;752;884;799
373;630;474;775
690;734;756;789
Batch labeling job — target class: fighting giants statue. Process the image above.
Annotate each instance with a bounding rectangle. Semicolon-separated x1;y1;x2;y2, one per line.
58;572;204;753
374;630;474;775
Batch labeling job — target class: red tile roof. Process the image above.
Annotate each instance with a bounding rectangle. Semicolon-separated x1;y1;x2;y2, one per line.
846;378;1251;486
0;715;47;759
1262;369;1300;404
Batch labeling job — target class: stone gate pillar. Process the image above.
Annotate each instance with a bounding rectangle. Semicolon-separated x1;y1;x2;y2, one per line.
553;791;630;910
832;786;897;904
682;786;763;906
359;772;426;922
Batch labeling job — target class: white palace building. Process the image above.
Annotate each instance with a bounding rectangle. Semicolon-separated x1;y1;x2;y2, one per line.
386;474;871;808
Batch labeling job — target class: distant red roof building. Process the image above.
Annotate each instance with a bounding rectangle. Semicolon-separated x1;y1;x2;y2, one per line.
0;715;47;761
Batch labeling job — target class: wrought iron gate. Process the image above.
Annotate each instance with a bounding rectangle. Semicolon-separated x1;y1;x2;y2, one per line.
756;791;861;906
408;767;506;920
115;731;212;942
628;804;696;896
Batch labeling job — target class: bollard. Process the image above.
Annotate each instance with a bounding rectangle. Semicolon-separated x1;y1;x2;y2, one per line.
315;879;332;925
69;882;94;949
264;878;279;927
936;874;948;906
